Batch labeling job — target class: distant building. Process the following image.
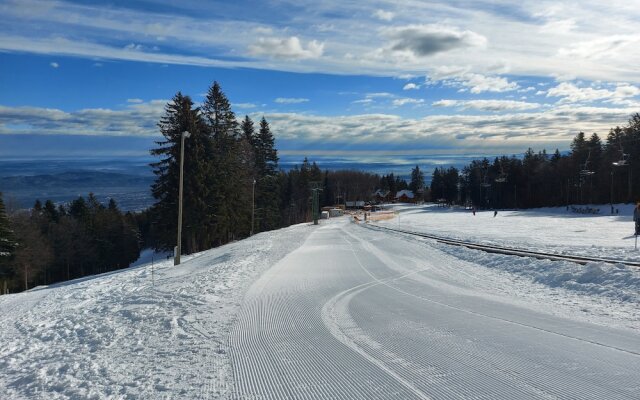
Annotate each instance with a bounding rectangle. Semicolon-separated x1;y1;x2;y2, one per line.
345;201;366;209
395;189;415;203
373;189;392;203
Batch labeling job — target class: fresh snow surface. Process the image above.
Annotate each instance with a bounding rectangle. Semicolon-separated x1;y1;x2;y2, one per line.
231;218;639;399
375;203;640;330
0;224;313;399
1;209;639;399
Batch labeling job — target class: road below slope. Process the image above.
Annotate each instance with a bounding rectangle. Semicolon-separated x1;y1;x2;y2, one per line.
230;218;640;399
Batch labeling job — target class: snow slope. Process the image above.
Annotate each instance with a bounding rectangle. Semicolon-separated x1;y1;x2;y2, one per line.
0;224;313;399
231;218;640;399
2;207;639;399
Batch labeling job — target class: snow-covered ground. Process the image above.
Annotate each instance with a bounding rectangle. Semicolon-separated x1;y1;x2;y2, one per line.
1;205;639;399
0;224;313;399
384;202;638;260
373;203;640;330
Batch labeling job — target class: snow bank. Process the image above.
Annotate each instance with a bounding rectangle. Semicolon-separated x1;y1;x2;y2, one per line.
0;223;313;399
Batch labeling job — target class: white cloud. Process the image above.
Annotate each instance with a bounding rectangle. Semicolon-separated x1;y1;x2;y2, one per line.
547;82;640;104
248;36;324;60
392;98;424;107
234;103;258;109
49;62;58;68
460;73;519;94
558;35;640;61
403;83;419;90
373;9;394;21
432;99;541;111
274;97;310;104
365;92;395;98
126;98;143;103
124;43;143;51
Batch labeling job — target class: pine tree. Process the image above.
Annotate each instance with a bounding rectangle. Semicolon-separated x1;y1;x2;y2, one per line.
0;193;17;294
254;117;281;231
409;165;425;200
202;81;252;243
150;92;211;253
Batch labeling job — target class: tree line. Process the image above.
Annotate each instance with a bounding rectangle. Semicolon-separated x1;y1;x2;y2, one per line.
0;194;140;293
429;114;640;209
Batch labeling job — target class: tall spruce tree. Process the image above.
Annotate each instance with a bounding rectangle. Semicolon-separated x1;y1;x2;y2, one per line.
0;192;17;294
150;92;211;254
254;117;281;231
202;82;253;243
409;165;425;200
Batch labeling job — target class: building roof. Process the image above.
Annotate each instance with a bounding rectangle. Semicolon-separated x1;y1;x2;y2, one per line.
373;189;390;197
395;189;414;199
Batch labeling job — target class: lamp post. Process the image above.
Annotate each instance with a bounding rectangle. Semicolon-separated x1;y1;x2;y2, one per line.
610;170;614;214
174;130;190;266
251;178;256;236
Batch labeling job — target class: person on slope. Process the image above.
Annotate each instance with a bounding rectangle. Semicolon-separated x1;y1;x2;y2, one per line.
634;202;640;235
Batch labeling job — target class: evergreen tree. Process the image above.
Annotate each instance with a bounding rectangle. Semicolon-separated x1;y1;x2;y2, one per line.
409;165;425;200
254;117;281;231
150;92;211;253
202;81;252;243
0;193;17;294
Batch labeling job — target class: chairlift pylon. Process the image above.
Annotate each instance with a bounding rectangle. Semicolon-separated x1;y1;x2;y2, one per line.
579;151;595;177
613;142;630;167
495;162;507;183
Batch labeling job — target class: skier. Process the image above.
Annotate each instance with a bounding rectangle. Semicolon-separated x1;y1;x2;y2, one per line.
493;210;498;217
472;207;476;216
634;202;640;235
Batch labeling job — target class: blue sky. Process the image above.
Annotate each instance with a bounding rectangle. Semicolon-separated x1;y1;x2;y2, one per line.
1;0;639;160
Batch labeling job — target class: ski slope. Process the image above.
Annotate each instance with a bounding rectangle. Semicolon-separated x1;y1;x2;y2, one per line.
0;224;314;399
230;218;639;399
1;209;639;399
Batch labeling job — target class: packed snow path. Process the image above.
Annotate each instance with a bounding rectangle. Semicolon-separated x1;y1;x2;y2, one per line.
230;219;640;399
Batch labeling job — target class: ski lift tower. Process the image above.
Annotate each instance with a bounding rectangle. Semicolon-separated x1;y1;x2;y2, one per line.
494;162;507;209
579;151;595;203
612;143;631;202
309;181;323;225
480;167;491;208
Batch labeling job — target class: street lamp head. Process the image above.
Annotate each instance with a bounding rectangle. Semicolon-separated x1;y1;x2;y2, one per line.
182;131;191;138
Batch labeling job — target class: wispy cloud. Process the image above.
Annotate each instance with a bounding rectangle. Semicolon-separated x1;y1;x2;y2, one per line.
432;99;541;111
49;61;59;68
403;83;419;90
248;36;324;60
373;9;394;21
392;98;424;107
547;81;640;104
274;97;310;104
234;103;258;109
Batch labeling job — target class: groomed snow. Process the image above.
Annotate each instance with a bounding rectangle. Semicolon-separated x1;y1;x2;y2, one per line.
1;205;639;399
375;203;640;331
0;223;313;399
